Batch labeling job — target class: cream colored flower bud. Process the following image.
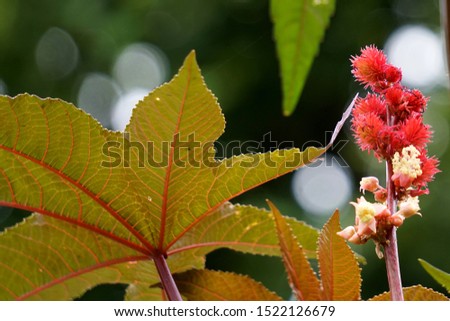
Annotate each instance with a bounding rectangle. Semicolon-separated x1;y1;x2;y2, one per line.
359;176;380;193
337;226;363;244
337;226;357;239
397;196;421;219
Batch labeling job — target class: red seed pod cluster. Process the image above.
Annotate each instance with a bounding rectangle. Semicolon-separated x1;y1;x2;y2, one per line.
338;46;439;247
350;45;439;197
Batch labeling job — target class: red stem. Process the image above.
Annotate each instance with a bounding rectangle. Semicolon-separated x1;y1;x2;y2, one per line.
153;253;183;301
384;156;404;300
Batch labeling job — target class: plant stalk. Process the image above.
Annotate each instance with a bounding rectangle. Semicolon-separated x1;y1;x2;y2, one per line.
384;160;404;301
153;253;183;301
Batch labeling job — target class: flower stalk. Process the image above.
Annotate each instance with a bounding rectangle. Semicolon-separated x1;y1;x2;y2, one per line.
337;45;439;300
384;160;403;300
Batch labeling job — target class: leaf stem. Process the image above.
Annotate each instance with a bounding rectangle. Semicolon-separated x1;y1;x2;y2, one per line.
153;253;183;301
384;160;404;301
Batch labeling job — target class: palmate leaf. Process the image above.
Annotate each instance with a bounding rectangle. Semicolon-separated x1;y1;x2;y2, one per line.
123;203;320;300
369;285;449;301
126;269;283;301
168;203;319;259
173;269;282;301
318;210;361;300
268;200;321;300
0;213;202;300
271;0;336;116
118;51;325;250
0;51;342;300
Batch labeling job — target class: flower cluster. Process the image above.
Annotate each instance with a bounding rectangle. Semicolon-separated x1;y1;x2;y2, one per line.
340;176;422;244
338;45;439;249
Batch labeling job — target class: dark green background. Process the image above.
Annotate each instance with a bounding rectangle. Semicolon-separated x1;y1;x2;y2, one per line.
0;0;448;300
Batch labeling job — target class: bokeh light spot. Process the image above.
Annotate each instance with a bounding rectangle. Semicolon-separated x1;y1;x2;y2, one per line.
113;43;168;92
292;155;353;216
77;73;120;128
111;88;148;131
384;25;445;89
35;27;79;79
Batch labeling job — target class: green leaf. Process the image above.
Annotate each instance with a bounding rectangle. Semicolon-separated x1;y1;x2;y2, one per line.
271;0;336;115
174;269;282;301
268;200;321;300
318;210;361;300
168;203;319;259
369;285;449;301
127;269;283;301
419;259;450;293
121;51;325;251
0;51;337;299
0;214;202;300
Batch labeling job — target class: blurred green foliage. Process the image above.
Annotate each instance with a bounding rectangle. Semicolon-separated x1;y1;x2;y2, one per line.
0;0;448;300
271;0;336;115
